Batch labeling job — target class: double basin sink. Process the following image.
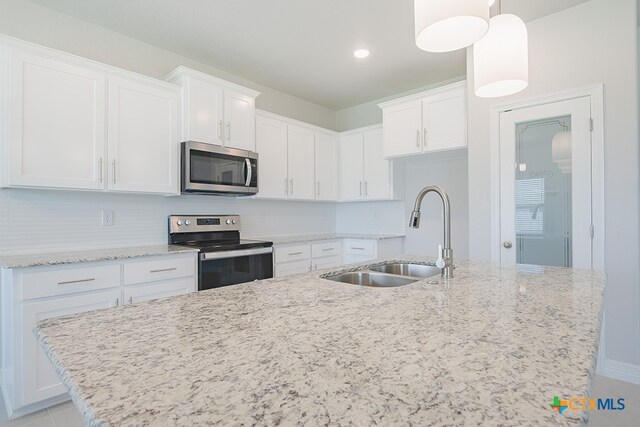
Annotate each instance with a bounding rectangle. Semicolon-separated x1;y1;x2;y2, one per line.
323;263;441;288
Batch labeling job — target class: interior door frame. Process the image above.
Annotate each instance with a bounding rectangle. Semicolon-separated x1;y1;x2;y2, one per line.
489;84;605;272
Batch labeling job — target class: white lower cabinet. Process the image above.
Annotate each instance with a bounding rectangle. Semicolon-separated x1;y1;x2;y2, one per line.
1;253;197;418
342;238;404;265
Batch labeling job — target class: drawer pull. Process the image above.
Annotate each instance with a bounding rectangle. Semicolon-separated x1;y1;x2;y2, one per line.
322;248;335;252
288;252;303;256
129;297;133;304
150;267;177;273
57;278;95;285
351;247;366;250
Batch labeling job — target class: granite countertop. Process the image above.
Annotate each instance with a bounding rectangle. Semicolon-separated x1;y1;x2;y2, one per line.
34;257;605;426
0;245;199;269
254;233;405;245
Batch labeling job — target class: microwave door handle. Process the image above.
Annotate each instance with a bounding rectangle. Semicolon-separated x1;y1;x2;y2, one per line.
244;158;252;187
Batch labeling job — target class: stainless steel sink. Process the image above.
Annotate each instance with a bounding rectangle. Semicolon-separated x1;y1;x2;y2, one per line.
369;263;441;279
323;271;418;287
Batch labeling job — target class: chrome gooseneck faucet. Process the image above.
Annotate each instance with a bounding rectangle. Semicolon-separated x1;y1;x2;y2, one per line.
409;185;453;278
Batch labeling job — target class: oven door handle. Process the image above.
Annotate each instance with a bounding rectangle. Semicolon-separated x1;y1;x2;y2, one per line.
244;158;252;187
201;247;272;260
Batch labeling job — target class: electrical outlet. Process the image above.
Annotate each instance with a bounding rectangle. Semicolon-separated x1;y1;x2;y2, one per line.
102;210;114;226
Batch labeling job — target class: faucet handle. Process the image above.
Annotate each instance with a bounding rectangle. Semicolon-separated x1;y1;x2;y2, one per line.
435;244;445;268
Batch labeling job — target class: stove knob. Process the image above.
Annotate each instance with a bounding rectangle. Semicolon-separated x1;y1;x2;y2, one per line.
185;220;191;226
176;220;183;226
232;219;237;224
226;219;232;225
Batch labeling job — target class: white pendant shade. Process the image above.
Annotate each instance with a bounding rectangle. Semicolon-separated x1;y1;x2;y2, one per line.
414;0;489;53
473;14;529;98
552;131;572;173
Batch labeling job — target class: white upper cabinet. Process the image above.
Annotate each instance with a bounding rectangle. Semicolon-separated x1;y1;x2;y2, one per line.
4;49;106;190
166;67;259;151
107;76;179;194
255;114;288;199
339;126;392;201
255;112;316;201
0;41;181;195
379;81;467;158
287;125;315;200
314;132;338;201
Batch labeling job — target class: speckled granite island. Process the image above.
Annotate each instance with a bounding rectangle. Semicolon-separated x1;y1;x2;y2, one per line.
34;257;605;426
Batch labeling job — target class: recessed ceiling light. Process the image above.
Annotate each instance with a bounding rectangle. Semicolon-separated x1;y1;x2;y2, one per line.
353;49;370;59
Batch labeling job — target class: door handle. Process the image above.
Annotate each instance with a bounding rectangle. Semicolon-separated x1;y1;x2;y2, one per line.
503;241;513;249
364;181;368;196
244;158;252;186
218;120;223;141
416;129;420;148
360;181;363;196
226;122;231;141
316;182;320;196
423;128;428;146
112;159;116;184
98;157;103;183
284;178;288;194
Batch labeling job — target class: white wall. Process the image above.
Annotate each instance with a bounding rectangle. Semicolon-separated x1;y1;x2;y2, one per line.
400;154;469;259
0;0;337;130
467;0;640;372
0;189;337;254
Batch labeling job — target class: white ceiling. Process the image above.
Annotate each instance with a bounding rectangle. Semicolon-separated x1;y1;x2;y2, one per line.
30;0;591;110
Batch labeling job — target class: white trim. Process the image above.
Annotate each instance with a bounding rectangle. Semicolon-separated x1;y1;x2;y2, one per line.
256;109;339;136
377;80;467;109
164;66;260;98
602;359;640;385
488;84;605;271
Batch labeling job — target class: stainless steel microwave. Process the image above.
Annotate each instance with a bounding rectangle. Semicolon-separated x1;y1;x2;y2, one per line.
181;141;258;195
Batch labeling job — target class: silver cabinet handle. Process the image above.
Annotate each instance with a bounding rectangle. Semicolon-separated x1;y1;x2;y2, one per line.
351;247;366;250
364;181;368;196
314;264;318;271
416;129;421;148
218;120;223;141
112;159;116;184
58;278;95;285
244;158;252;187
424;128;428;146
115;298;119;306
150;267;177;273
98;158;103;183
360;181;363;196
289;179;293;195
226;122;231;141
284;178;289;194
316;182;320;196
322;248;335;252
289;251;303;256
129;297;133;304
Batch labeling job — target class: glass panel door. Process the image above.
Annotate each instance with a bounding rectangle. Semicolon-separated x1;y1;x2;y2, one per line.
514;116;572;267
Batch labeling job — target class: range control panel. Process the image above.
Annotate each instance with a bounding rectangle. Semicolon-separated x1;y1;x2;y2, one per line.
169;215;241;234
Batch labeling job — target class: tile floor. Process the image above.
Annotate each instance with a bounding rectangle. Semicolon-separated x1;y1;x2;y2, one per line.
0;375;638;426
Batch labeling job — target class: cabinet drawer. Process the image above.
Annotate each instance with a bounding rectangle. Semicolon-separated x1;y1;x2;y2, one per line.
21;264;121;300
312;255;342;271
275;259;311;277
274;244;311;263
124;277;195;304
312;241;342;258
124;256;195;285
343;239;376;257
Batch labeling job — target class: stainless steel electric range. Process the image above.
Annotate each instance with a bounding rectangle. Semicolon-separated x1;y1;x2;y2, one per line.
168;215;273;291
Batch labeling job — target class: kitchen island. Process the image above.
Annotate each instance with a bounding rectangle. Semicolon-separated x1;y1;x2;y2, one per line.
34;257;605;426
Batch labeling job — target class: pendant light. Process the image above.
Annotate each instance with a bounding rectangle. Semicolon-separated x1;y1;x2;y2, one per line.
414;0;490;53
473;1;529;98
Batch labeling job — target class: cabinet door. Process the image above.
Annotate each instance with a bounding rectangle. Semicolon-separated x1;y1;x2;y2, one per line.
184;77;224;145
21;289;120;406
8;50;106;189
287;125;315;200
312;255;342;271
363;128;391;200
224;89;256;151
274;260;312;277
107;76;179;194
124;277;195;304
382;99;422;158
255;115;288;199
314;132;338;201
422;85;467;152
338;133;364;201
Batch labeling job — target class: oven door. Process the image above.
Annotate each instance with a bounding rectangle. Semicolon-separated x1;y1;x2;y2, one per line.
182;141;258;195
199;247;273;291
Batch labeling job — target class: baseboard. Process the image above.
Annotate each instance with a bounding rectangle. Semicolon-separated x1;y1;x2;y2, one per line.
603;359;640;385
